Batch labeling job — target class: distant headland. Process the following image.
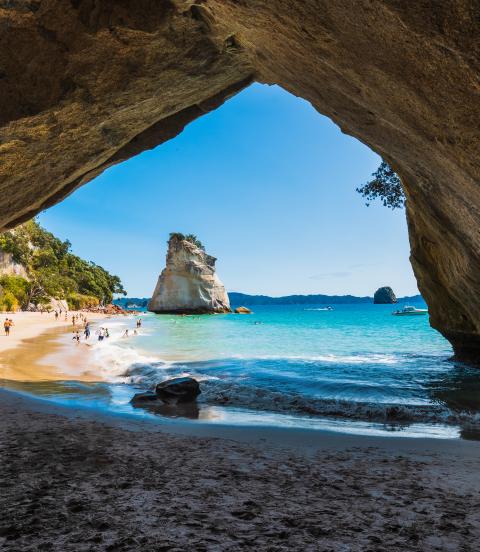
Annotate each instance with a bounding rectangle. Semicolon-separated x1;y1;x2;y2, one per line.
115;291;424;309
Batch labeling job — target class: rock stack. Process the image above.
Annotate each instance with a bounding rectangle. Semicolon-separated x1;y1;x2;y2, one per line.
148;234;231;314
373;286;397;304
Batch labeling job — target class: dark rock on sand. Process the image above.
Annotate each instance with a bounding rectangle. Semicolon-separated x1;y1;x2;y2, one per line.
130;392;158;404
374;287;397;304
155;377;201;404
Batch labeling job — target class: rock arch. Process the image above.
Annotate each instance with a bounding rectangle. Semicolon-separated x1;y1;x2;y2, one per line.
1;1;480;360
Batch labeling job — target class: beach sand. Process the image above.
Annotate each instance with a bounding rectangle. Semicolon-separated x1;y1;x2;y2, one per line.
1;321;480;551
1;388;480;551
0;311;109;381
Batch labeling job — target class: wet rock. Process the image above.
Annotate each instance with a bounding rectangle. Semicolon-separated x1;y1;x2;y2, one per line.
155;377;201;404
130;392;158;404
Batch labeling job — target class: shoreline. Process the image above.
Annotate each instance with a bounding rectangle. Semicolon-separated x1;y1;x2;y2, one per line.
0;312;475;442
1;319;480;549
0;311;112;382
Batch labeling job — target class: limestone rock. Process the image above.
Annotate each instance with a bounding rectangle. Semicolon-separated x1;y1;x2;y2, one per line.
234;306;252;314
148;235;231;314
155;377;201;404
47;298;69;312
0;250;28;279
373;287;397;304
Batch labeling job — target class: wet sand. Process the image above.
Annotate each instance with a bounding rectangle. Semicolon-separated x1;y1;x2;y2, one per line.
1;387;480;551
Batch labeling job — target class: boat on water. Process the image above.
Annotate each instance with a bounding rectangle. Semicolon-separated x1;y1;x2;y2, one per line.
392;305;428;316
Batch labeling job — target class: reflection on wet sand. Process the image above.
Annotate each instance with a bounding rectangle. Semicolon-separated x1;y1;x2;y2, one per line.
427;362;480;439
131;400;201;419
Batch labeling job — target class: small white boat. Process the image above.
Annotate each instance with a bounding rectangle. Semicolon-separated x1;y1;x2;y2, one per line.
392;305;428;316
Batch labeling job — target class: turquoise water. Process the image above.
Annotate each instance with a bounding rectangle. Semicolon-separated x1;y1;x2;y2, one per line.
7;302;480;439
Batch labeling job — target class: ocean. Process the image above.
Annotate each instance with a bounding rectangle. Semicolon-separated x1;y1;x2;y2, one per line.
11;302;480;439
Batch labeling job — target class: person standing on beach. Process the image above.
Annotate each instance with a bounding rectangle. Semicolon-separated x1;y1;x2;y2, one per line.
84;323;90;340
55;311;59;321
4;318;10;336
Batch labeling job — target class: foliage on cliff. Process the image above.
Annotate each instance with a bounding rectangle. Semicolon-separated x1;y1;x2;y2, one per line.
169;232;205;250
357;161;405;209
0;220;125;310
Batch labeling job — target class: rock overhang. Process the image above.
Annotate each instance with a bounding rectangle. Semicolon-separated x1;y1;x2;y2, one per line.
1;1;480;360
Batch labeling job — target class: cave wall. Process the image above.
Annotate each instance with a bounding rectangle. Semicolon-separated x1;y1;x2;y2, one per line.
1;0;480;360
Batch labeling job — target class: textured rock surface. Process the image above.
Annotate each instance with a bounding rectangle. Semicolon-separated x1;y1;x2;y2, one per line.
155;377;201;403
374;287;397;305
1;1;480;359
148;235;230;314
0;250;28;279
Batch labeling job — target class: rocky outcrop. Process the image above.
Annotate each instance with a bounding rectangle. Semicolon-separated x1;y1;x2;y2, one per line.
0;251;28;279
148;235;230;314
46;298;68;312
234;306;252;314
2;2;480;360
373;287;397;305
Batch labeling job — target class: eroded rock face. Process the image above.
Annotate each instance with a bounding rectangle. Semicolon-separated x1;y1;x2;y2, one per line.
0;250;28;279
148;236;230;314
1;1;480;360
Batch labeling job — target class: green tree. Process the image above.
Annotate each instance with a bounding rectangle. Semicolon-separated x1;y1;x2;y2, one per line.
0;219;126;309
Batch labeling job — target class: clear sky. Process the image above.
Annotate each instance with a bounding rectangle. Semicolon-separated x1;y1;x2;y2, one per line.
38;83;418;298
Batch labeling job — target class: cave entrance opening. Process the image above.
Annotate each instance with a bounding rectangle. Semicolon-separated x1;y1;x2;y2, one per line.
38;83;419;310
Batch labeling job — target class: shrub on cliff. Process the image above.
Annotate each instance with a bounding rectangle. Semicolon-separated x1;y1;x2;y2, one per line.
169;232;205;250
0;290;19;312
357;161;405;209
66;292;100;310
0;275;30;309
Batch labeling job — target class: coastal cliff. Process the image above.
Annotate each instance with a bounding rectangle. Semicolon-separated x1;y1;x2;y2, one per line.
0;250;28;279
148;234;230;315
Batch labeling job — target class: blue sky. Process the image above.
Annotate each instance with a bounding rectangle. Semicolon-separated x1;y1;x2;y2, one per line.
38;83;418;298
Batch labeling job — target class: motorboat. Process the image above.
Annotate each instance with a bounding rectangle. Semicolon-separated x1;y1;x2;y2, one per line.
392;305;428;316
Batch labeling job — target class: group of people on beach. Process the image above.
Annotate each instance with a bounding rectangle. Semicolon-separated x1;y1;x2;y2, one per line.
53;309;69;322
71;314;143;344
3;318;14;336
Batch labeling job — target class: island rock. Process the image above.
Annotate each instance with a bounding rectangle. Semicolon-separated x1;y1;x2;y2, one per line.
374;287;397;304
148;235;231;314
